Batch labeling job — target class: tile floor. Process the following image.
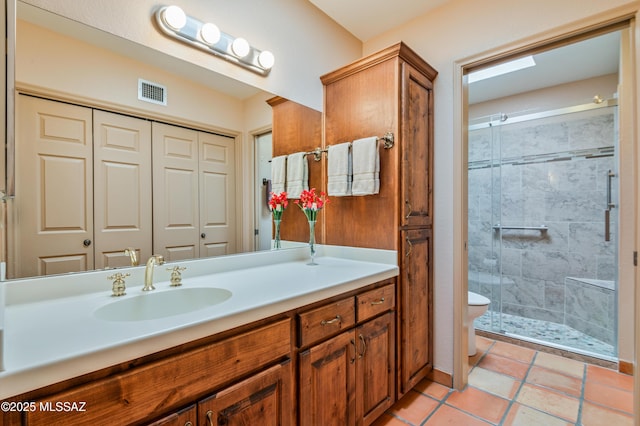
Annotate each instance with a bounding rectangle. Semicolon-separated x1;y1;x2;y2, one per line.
374;335;634;426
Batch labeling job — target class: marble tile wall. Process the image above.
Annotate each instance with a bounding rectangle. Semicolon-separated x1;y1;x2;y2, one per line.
468;107;616;343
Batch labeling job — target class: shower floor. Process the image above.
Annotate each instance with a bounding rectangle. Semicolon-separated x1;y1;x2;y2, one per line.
475;311;616;359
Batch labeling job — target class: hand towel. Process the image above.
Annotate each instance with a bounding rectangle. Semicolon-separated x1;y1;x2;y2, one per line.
327;142;352;196
286;152;308;198
351;136;379;195
270;155;287;194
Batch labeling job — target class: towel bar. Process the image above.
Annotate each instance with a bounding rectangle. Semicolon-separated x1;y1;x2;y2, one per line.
305;132;395;161
493;224;548;233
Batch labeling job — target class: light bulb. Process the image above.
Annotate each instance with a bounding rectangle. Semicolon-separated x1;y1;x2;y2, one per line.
162;5;187;31
200;23;220;45
231;38;250;58
258;51;275;69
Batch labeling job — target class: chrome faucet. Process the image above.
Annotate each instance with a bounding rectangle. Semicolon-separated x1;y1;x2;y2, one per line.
143;254;165;291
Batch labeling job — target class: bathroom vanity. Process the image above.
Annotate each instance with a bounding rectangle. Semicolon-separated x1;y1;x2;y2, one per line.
0;245;398;425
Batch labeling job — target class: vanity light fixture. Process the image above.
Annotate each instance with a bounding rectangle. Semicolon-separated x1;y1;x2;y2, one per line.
155;5;275;76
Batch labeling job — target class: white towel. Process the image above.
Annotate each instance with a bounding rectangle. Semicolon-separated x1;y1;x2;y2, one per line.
327;142;352;196
351;136;379;195
271;155;287;194
286;152;308;198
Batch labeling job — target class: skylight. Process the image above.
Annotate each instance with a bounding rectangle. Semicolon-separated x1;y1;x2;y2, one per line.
468;56;536;84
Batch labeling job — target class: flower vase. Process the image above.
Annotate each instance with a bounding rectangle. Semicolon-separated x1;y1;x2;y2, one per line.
273;219;282;249
307;220;317;265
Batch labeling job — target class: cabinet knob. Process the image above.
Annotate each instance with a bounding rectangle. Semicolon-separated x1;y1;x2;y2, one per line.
201;233;206;239
83;239;92;247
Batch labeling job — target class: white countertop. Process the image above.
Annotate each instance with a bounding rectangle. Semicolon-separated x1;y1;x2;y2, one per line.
0;245;398;399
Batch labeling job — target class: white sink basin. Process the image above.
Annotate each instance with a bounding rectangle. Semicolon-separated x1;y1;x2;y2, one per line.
94;287;232;322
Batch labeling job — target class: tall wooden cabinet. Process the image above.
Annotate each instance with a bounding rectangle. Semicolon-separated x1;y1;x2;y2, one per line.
320;42;437;397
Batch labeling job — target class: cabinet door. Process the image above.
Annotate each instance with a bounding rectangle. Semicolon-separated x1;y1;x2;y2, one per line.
299;330;356;426
357;312;396;426
198;361;294;426
147;404;196;426
399;228;432;395
401;62;434;228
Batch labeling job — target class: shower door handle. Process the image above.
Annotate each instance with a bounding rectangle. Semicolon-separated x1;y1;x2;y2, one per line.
604;169;616;242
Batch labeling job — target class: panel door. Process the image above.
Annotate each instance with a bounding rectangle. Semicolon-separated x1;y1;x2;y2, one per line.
299;330;356;426
199;131;236;257
12;95;93;278
93;110;152;269
357;312;395;426
152;122;200;261
399;228;432;395
198;361;294;426
401;62;434;228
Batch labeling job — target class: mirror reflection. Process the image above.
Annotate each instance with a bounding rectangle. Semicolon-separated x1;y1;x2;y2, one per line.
9;2;313;279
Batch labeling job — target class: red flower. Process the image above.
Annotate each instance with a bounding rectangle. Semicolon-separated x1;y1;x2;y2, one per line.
295;188;329;221
269;192;288;219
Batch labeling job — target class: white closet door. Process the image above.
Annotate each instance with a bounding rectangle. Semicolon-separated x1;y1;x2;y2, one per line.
199;131;236;257
93;110;152;269
12;95;93;278
152;122;200;261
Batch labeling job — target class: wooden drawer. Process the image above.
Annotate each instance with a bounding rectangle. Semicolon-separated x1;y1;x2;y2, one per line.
356;282;395;322
298;297;355;347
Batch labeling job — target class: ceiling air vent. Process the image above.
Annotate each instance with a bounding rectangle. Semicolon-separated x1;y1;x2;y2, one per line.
138;79;167;106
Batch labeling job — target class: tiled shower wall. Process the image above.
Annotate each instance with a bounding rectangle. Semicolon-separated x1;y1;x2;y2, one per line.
468;107;616;343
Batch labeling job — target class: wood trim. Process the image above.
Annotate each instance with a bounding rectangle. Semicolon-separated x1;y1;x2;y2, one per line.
320;42;437;85
428;368;453;388
619;360;634;376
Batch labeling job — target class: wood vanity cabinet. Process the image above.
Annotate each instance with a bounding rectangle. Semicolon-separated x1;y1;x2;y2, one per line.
320;42;436;397
298;282;396;426
20;319;293;426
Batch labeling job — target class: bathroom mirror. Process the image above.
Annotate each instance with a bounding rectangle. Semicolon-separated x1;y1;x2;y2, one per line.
8;1;313;279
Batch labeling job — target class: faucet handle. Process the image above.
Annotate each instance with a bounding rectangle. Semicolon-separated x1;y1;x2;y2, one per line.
167;266;187;287
107;272;130;297
124;247;138;266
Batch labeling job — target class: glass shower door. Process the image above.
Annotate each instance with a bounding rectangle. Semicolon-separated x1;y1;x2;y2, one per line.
469;105;619;359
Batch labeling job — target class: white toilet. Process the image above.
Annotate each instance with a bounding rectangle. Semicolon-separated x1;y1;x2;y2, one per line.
467;291;491;356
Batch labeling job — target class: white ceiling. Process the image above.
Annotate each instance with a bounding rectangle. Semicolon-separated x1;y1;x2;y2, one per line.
311;1;620;104
308;0;449;42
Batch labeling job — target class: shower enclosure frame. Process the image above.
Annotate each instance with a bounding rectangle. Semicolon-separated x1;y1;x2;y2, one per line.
467;99;620;360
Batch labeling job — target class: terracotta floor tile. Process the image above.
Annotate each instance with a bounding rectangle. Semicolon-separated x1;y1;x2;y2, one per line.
586;364;634;391
502;402;573;426
534;351;585;379
581;401;634;426
445;386;509;423
468;367;521;400
474;335;494;353
515;383;580;422
371;413;413;426
525;365;582;397
413;379;450;401
584;380;634;414
489;340;536;363
389;390;439;425
423;404;492;426
478;352;530;380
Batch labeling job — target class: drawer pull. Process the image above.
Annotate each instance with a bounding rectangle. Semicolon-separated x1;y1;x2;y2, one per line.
320;315;342;326
370;297;385;305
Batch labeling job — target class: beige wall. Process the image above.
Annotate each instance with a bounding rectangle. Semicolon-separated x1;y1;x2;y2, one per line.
363;0;639;376
19;0;362;111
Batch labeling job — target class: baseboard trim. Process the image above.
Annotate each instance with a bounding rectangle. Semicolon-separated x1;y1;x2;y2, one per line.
428;368;453;388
